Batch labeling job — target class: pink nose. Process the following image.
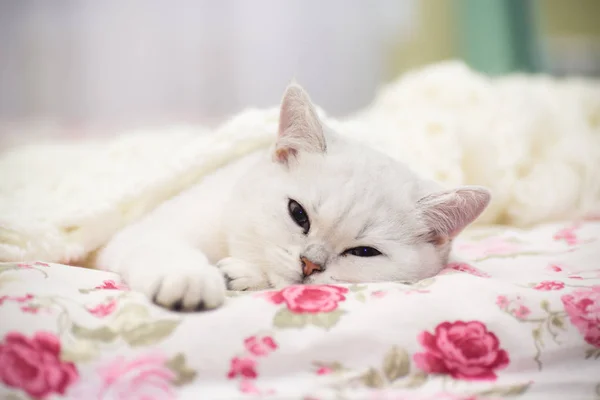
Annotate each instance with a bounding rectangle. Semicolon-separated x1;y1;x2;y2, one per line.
300;256;323;277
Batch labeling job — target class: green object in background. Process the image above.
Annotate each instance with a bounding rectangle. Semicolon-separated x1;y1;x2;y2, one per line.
459;0;543;75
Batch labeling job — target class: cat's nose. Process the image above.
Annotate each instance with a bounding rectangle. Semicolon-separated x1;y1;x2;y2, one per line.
300;256;323;277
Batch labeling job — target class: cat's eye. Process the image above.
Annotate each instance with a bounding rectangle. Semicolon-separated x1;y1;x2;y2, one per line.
288;199;310;234
343;247;382;257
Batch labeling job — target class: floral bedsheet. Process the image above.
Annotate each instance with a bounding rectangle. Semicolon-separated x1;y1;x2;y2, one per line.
1;221;599;400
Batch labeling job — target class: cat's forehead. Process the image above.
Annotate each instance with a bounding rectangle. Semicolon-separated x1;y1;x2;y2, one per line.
291;148;422;240
296;147;419;204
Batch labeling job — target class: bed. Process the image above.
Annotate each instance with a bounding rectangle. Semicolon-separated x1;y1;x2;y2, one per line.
1;219;599;399
1;62;599;399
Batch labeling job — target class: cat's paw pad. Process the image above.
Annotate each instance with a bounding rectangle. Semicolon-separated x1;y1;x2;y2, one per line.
217;257;269;291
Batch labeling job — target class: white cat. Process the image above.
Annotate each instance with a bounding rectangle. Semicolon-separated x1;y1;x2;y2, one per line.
97;84;491;311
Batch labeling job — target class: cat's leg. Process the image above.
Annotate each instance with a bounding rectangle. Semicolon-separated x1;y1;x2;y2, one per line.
97;151;266;308
98;229;226;310
218;257;271;291
95;165;241;310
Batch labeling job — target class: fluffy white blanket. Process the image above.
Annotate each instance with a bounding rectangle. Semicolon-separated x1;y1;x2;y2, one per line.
0;61;598;264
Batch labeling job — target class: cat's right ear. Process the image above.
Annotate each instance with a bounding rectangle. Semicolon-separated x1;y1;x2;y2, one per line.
416;186;491;245
273;83;327;165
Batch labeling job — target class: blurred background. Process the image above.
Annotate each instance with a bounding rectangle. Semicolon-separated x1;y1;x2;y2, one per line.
0;0;599;146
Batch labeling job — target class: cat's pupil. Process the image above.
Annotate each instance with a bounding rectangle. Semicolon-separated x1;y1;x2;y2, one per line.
288;199;310;234
345;247;381;257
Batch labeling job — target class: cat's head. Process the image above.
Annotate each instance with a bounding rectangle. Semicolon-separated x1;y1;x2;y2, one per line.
225;84;490;288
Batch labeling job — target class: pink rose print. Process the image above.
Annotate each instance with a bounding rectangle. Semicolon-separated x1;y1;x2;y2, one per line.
561;286;600;347
553;225;580;245
413;394;485;400
514;305;531;319
95;280;129;290
266;285;348;313
227;357;258;379
547;264;563;273
20;305;40;314
533;281;565;291
316;367;332;375
0;294;34;306
238;379;275;396
0;331;78;399
447;262;490;278
87;299;118;317
16;262;49;269
34;262;49;267
495;295;509;308
244;335;277;357
405;289;431;295
371;290;387;298
456;237;520;258
496;295;531;320
413;321;509;381
239;379;260;394
87;353;175;400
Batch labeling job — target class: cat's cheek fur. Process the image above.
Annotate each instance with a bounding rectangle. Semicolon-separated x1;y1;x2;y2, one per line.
222;159;306;288
305;243;448;286
221;152;450;288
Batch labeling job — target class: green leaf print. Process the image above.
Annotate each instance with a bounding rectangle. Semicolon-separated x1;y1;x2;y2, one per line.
402;371;428;388
550;315;565;329
360;368;385;388
273;308;345;330
71;324;119;342
121;319;180;347
309;310;345;329
61;339;100;363
476;382;532;397
412;277;436;289
585;348;600;360
273;308;309;329
382;346;410;381
354;292;367;303
166;353;197;386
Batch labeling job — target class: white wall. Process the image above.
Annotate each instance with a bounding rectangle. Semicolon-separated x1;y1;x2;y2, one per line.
0;0;415;131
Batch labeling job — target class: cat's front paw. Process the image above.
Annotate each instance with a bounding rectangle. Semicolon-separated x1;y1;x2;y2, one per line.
217;257;270;291
123;250;226;311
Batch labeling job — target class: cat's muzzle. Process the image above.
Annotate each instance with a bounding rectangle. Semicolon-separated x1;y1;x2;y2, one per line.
300;256;323;277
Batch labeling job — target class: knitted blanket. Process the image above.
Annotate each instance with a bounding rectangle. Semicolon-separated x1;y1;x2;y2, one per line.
0;61;598;264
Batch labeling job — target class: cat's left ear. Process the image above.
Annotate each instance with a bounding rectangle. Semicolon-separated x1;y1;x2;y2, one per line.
416;186;491;245
274;83;326;164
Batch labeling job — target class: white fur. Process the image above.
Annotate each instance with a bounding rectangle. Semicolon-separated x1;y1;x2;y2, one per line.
96;84;489;310
0;61;598;268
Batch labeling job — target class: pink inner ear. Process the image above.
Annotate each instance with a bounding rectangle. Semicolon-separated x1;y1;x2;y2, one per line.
274;146;297;164
418;186;491;242
273;84;326;165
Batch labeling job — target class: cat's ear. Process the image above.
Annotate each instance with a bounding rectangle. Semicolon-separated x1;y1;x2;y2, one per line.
274;83;326;164
416;186;491;245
